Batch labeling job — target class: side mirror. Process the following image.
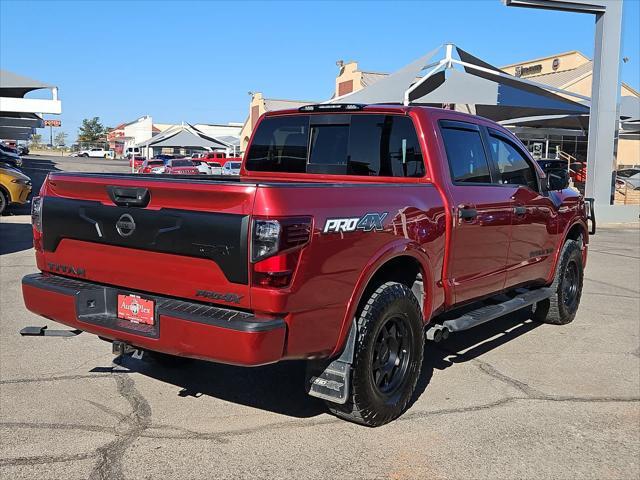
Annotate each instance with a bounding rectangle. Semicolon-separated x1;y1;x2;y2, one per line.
547;171;570;191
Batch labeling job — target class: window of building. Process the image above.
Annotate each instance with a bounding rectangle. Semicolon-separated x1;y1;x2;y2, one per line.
440;126;492;184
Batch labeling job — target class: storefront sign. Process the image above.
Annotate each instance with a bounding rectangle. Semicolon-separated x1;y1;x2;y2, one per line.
515;64;543;77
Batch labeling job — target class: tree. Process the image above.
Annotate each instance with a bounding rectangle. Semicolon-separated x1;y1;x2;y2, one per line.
77;117;107;144
30;134;42;147
54;131;68;147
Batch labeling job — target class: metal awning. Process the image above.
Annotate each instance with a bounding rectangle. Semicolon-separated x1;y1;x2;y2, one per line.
329;44;590;121
0;70;53;98
139;126;228;149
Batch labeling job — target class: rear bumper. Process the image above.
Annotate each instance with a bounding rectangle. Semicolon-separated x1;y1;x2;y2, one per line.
22;274;286;366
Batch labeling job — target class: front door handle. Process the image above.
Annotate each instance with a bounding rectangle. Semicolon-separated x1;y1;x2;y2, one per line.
514;205;527;216
459;207;478;220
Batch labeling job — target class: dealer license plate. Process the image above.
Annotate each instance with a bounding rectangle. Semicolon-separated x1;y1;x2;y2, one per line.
117;294;155;325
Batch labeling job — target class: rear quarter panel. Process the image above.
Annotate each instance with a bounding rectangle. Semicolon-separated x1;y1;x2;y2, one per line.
252;183;446;358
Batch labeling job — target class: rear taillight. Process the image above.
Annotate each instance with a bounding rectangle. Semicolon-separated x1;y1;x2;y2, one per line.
251;217;312;288
31;196;43;251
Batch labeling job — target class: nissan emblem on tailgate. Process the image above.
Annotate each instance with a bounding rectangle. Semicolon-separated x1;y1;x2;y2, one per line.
116;214;136;237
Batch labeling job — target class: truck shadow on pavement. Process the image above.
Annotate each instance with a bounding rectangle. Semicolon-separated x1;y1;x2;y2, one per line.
0;222;34;254
107;308;540;419
409;308;540;409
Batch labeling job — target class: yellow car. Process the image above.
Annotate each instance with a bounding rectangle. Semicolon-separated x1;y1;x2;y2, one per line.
0;165;32;214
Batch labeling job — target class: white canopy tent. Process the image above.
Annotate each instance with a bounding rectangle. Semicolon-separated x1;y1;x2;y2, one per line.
329;44;590;121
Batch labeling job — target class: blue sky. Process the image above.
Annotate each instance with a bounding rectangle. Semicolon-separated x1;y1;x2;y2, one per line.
1;0;638;142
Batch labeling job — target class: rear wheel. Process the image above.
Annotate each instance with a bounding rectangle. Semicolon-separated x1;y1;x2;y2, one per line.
327;281;424;427
533;239;584;325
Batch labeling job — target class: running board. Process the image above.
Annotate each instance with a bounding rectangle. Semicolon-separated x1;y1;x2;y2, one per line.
426;287;554;341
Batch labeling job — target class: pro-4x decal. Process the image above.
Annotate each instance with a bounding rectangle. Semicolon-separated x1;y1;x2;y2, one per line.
323;212;388;234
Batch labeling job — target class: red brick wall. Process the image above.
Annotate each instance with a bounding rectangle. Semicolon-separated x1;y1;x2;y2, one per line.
338;80;354;97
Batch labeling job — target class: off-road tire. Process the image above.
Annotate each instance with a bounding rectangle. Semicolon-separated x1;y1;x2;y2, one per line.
533;239;583;325
0;189;7;215
327;281;424;427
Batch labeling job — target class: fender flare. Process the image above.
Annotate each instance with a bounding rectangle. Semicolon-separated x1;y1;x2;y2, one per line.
548;219;589;283
329;239;435;357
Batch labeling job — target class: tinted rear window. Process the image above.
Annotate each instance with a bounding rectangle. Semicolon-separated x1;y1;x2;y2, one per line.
245;114;424;177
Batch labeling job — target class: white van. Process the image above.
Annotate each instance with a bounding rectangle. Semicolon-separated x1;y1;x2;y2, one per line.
125;147;142;159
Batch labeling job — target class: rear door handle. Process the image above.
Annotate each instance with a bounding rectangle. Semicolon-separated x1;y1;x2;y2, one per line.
459;207;478;220
514;206;527;216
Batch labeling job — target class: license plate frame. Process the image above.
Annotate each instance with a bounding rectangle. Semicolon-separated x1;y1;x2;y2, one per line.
116;294;155;326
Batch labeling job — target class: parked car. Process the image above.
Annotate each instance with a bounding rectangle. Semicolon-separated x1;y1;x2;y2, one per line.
138;159;166;174
191;159;212;175
191;153;206;160
616;170;640;190
130;156;147;172
204;151;227;162
17;145;29;156
125;147;142;159
569;162;587;183
207;161;223;175
21;104;593;426
163;158;199;175
154;154;176;161
0;150;22;169
0;163;31;214
221;161;241;175
77;148;113;158
0;141;18;155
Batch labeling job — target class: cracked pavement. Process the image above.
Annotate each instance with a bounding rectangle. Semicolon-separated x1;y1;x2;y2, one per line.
1;156;639;479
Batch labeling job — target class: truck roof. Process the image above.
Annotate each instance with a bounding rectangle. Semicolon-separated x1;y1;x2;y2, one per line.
264;104;414;117
263;104;504;127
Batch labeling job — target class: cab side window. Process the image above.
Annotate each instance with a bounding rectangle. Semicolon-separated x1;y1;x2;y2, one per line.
440;124;492;184
488;132;538;191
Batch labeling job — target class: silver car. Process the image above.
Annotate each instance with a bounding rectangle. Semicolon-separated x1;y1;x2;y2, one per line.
222;161;241;176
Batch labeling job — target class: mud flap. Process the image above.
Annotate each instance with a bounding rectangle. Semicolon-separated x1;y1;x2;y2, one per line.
306;320;357;405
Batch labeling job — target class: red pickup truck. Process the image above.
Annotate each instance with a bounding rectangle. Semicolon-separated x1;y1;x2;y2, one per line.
22;104;594;426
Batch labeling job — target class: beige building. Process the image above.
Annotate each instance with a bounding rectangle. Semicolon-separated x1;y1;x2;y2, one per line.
501;51;639;169
240;51;639;168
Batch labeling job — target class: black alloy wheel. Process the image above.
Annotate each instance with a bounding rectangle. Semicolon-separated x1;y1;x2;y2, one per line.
371;314;412;397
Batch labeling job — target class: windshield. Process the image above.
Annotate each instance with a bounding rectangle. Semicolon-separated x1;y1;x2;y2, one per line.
245;114;424;177
229;162;241;169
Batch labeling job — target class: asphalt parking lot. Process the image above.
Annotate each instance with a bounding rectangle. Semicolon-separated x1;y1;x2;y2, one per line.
1;156;639;479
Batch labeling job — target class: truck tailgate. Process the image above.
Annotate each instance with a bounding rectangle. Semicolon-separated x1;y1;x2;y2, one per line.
39;173;256;309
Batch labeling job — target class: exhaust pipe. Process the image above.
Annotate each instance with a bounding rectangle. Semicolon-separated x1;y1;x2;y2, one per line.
425;325;450;343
